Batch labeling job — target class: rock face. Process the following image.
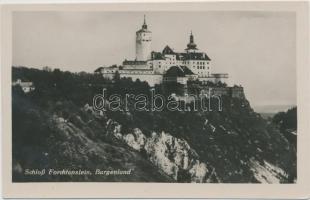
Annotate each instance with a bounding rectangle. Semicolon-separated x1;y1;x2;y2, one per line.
123;128;146;151
104;109;292;184
144;132;209;182
107;120;212;183
249;158;288;183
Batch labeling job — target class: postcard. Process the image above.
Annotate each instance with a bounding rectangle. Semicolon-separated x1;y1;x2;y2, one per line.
1;1;310;198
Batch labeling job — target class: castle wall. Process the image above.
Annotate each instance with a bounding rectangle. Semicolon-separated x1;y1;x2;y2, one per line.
199;87;244;98
199;74;228;84
119;73;162;87
99;70;163;87
123;63;150;70
230;87;245;98
151;59;166;74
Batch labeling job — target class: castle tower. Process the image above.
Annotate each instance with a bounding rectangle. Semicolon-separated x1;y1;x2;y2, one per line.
136;15;152;61
185;31;198;53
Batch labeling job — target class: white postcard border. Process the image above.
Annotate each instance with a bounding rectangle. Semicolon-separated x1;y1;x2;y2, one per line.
1;1;309;198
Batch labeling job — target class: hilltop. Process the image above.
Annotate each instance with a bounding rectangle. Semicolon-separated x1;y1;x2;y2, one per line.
12;66;296;183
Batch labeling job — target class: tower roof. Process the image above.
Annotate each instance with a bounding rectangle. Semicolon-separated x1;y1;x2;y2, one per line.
142;15;147;29
137;15;151;33
185;31;198;50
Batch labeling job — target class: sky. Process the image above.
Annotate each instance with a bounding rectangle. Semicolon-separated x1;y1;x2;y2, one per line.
12;11;296;109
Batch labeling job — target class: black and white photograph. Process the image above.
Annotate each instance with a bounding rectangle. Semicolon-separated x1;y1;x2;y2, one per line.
2;1;310;198
9;9;299;184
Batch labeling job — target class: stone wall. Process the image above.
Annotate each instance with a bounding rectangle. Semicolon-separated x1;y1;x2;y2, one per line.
119;73;163;87
199;86;245;99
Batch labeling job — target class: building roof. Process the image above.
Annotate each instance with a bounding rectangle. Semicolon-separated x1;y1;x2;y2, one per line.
136;29;151;33
180;52;211;61
159;42;211;61
94;66;118;72
164;66;195;77
162;45;175;55
94;67;103;72
151;51;165;60
123;60;147;65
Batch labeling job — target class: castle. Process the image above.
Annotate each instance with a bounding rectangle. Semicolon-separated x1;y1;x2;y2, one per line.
95;16;229;87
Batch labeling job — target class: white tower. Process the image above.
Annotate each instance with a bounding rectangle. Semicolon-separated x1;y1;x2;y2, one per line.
136;15;152;61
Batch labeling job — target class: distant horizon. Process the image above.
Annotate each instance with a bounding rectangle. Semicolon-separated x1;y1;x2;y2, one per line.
12;11;296;108
252;104;297;114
